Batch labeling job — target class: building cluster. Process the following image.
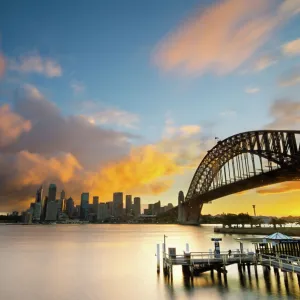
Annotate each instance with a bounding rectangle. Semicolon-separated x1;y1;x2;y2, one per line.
20;184;144;223
143;201;173;215
18;184;174;224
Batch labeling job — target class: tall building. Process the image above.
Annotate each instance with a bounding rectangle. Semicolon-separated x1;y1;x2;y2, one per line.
106;201;113;216
61;190;66;200
93;196;99;214
133;197;141;216
125;195;132;215
60;190;66;211
45;201;57;221
48;184;57;202
113;192;123;217
56;199;63;218
66;197;74;217
80;192;89;220
33;202;42;221
34;186;43;221
97;203;108;221
153;201;161;215
42;196;48;221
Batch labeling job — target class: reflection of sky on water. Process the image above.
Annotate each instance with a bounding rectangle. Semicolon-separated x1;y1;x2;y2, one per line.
0;224;299;300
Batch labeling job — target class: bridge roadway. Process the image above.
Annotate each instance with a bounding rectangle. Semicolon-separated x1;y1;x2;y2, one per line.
163;251;300;277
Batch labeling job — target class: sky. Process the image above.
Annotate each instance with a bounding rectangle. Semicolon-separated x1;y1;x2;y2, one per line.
1;0;300;216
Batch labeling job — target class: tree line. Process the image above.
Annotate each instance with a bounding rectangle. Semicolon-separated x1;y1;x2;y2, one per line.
201;214;300;228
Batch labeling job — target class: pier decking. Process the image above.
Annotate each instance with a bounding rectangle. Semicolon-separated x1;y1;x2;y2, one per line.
162;250;300;278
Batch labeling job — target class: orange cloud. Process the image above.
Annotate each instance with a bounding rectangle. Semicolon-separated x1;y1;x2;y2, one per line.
256;182;300;195
154;0;299;75
0;52;5;77
0;104;31;147
1;151;82;187
85;145;182;200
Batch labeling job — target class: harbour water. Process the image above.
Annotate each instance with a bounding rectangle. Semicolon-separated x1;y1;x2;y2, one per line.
0;224;299;300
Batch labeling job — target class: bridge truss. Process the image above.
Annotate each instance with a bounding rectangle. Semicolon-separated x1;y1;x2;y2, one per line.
185;130;300;203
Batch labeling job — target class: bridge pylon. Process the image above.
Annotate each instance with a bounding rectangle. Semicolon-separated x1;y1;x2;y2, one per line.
178;191;201;225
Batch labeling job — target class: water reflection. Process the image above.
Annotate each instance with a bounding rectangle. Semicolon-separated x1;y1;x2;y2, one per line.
0;224;299;300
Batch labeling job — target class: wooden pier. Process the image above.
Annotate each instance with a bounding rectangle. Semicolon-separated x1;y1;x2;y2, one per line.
161;249;300;278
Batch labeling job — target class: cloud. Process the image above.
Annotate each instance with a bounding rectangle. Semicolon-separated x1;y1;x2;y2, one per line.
3;84;134;170
9;53;62;77
254;55;277;71
71;81;85;94
77;100;139;129
88;108;139;129
282;38;300;56
265;99;300;129
154;0;300;75
279;67;300;86
1;85;208;210
257;182;300;195
245;87;260;94
0;104;31;147
85;145;181;200
163;115;201;138
0;52;5;77
179;125;201;136
0;151;81;188
160;116;214;168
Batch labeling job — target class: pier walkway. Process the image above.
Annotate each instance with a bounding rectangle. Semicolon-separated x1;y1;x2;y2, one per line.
260;254;300;274
162;250;300;277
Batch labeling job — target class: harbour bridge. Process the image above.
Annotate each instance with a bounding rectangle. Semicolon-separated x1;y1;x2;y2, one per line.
177;130;300;225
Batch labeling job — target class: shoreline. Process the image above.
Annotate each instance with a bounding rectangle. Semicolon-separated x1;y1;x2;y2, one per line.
214;226;300;237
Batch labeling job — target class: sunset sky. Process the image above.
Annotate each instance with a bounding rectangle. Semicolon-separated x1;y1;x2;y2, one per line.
1;0;300;216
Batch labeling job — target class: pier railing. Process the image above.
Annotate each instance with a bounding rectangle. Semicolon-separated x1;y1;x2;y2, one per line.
163;250;256;266
259;254;300;274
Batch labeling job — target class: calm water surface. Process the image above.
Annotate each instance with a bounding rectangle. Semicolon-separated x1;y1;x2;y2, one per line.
0;224;299;300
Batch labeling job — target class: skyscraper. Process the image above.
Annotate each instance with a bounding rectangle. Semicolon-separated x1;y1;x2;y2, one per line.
97;203;108;221
33;186;43;221
133;197;141;216
125;195;132;215
45;201;58;221
41;196;48;221
66;197;74;218
153;201;161;215
93;196;99;214
48;184;57;202
80;192;89;220
61;190;66;200
113;192;123;217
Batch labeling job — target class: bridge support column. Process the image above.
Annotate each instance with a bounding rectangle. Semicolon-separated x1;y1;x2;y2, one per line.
178;200;202;225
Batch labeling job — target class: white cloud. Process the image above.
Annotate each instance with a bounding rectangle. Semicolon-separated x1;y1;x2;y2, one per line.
89;108;139;129
9;53;62;77
162;115;201;139
71;81;85;94
254;55;277;71
245;87;260;94
266;99;300;129
282;38;300;56
154;0;300;76
179;125;201;136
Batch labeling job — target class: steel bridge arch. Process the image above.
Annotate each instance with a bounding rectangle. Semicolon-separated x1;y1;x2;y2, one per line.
185;130;300;202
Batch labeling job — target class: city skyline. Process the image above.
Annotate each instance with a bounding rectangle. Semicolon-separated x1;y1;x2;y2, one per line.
1;1;300;216
7;182;175;223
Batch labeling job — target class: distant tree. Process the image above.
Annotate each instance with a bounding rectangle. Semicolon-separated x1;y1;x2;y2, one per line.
250;217;262;228
220;214;238;228
269;217;278;229
237;213;253;228
277;218;288;228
